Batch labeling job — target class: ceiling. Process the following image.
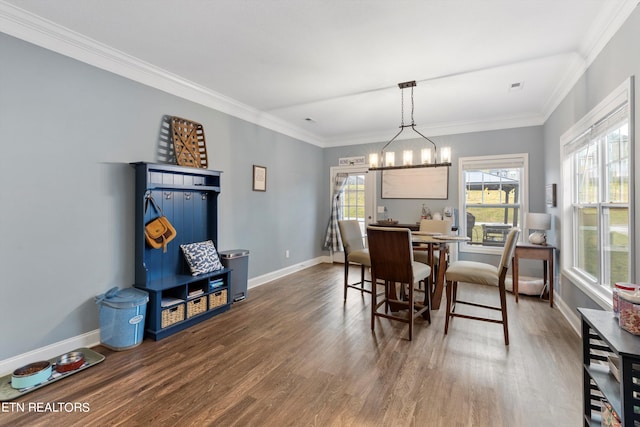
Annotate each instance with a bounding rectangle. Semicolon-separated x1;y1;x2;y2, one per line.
1;0;638;147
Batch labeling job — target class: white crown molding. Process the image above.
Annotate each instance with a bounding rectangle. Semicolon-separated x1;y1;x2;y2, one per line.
581;0;639;67
541;1;638;121
0;1;324;147
541;54;588;122
418;114;545;138
1;1;635;150
323;113;545;147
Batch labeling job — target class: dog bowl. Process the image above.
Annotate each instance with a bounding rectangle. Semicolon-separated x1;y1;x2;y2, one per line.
55;351;85;373
11;361;52;389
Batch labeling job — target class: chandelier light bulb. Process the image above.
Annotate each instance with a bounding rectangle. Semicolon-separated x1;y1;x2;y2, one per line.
369;153;379;168
403;150;413;166
385;152;395;167
440;146;451;163
421;148;433;164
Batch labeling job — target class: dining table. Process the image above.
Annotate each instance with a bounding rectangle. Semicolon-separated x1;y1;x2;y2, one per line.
411;232;471;309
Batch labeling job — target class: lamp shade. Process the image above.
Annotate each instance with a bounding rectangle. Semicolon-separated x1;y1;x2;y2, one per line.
527;212;551;231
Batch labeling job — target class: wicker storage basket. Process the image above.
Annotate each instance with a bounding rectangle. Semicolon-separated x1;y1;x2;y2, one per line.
170;116;208;169
186;297;207;318
209;289;228;310
161;304;185;328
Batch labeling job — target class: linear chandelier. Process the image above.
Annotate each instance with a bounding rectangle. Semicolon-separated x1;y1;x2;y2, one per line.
369;80;451;171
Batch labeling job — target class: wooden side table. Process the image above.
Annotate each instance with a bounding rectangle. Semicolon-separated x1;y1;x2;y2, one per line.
511;243;555;307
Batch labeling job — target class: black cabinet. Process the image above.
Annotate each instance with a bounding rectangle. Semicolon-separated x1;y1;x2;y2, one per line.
579;308;640;426
131;162;231;340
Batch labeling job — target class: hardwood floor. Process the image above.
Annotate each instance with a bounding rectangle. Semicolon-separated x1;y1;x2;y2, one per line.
2;263;582;426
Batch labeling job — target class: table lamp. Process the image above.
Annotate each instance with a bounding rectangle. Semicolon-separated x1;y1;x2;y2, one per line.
526;212;551;245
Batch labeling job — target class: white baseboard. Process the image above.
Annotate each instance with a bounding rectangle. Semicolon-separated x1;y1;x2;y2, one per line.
554;294;581;337
1;256;333;375
1;261;585;376
248;256;331;289
0;330;100;376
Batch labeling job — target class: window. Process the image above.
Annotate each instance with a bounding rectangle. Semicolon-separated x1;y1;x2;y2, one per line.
459;154;528;253
328;165;375;253
341;173;367;234
561;78;633;305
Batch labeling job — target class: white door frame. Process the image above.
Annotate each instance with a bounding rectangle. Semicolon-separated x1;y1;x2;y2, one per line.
329;165;377;262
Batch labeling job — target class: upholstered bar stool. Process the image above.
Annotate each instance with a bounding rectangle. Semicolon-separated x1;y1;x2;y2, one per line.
444;228;520;345
338;220;372;300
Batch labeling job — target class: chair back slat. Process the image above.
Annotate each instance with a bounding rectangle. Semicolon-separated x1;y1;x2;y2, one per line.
367;226;414;283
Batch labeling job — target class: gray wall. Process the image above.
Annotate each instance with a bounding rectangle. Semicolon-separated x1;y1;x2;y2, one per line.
323;126;546;267
3;5;638;361
542;5;640;312
0;33;325;360
323;5;640;315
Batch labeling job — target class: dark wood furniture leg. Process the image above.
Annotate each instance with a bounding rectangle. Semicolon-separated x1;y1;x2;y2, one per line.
430;245;448;310
512;256;519;303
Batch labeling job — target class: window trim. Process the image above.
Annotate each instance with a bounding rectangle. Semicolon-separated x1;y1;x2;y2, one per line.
458;153;529;255
560;77;634;308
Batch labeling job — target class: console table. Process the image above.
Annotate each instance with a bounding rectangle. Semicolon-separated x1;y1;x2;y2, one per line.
512;243;555;307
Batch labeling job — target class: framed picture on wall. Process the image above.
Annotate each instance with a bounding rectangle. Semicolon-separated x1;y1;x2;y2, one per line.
381;167;449;199
546;183;556;207
253;165;267;192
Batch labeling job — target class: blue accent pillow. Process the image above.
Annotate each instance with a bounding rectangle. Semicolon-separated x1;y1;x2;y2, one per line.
180;240;224;276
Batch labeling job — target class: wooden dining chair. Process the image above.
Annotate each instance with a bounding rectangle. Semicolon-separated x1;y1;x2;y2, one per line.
367;226;431;341
444;227;520;345
338;220;372;300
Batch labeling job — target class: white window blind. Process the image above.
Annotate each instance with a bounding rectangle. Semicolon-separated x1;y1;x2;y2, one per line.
560;77;634;307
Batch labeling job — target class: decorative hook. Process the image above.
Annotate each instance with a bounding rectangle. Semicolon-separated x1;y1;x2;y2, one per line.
164;192;172;200
184;192;192;200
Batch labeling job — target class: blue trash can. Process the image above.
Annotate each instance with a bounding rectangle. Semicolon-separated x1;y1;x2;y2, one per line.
95;287;148;351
